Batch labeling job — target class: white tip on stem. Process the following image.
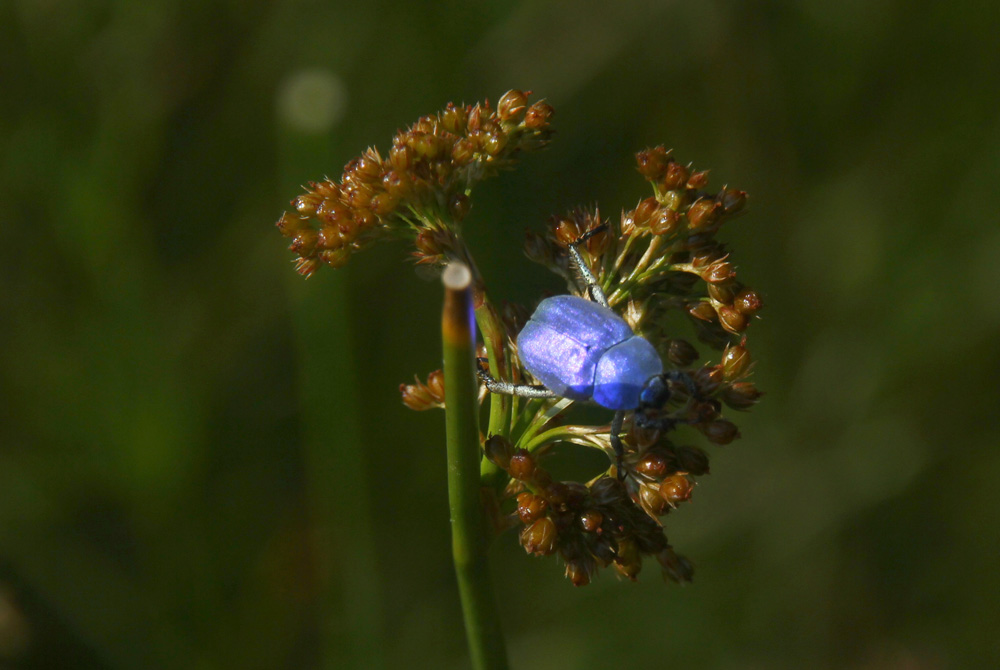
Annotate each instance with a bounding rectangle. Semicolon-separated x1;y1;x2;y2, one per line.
442;262;472;290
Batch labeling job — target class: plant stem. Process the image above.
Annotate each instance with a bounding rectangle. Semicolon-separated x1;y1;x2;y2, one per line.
442;263;509;670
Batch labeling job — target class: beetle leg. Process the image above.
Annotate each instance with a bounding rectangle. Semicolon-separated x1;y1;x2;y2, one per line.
567;230;610;308
476;359;556;398
610;410;626;480
663;369;699;398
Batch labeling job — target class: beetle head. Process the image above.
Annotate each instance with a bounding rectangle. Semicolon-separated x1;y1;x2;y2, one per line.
637;374;671;412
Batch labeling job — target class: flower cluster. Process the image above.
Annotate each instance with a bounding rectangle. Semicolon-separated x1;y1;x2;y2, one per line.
275;91;555;276
484;436;693;586
274;91;761;587
400;370;446;411
526;146;762;348
401;145;763;584
490;149;762;582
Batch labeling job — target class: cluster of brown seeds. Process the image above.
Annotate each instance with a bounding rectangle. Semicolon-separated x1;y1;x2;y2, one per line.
525;147;762;350
399;370;445;411
399;143;762;586
275;90;555;276
484;436;693;586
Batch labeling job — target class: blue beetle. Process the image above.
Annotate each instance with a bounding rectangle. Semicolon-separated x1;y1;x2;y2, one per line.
478;230;694;475
516;294;662;410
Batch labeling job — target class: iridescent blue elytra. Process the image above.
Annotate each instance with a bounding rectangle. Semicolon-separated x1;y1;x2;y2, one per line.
517;295;663;410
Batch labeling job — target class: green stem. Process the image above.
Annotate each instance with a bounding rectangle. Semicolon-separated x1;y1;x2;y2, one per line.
475;299;511;440
442;263;509;670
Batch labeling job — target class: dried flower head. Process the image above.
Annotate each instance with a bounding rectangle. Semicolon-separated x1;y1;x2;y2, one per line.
276;93;761;588
275;91;554;277
464;143;763;584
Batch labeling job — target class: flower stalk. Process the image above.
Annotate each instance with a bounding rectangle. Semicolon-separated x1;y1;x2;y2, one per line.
442;263;509;670
275;88;762;659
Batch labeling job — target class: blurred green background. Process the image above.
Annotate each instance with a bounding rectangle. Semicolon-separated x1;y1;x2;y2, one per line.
2;1;999;668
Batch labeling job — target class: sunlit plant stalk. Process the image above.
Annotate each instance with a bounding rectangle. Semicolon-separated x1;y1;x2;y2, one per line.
442;263;509;670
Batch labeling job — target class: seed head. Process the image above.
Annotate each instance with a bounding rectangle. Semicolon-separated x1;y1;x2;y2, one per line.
274;91;555;276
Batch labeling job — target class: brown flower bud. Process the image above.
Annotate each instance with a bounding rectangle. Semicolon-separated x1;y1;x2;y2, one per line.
721;382;763;410
639;482;668;516
451;138;476;166
290;228;319;256
414;228;451;263
466;103;483;132
317;225;342;250
632;197;659;228
521;517;558;556
635;146;670;181
662;161;690;191
636;449;673;478
524;101;554;129
688;301;717;322
665;339;699;367
687;198;721;230
721;341;751;380
566;557;595;586
578;509;603;533
293;192;323;216
380;170;407;199
516;492;548;524
650;208;680;236
399;370;446;411
674;445;710;475
439;103;468;133
686;170;710;190
613;538;642;580
553;216;582;246
316;197;351;225
720;188;747;214
402;132;428;159
734;288;763;315
703;261;734;283
498;89;528;122
389;143;415;171
276;212;307;237
691;364;723;396
352;208;377;230
718;305;748;333
484;434;513;469
707;281;735;303
311;178;338;197
352;154;382;183
399;382;432;411
370;192;398;217
318;248;350;269
482;130;507;156
702;419;740;445
509;450;537;480
660;474;694;506
345;184;373;210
